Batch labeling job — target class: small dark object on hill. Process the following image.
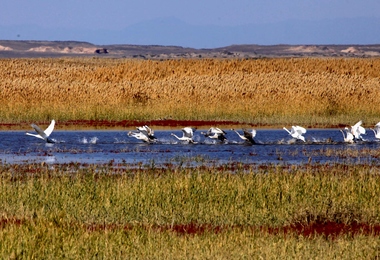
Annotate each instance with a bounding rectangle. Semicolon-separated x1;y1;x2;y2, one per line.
94;48;108;54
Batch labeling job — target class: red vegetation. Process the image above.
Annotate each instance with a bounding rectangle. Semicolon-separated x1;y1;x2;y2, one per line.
59;120;348;129
267;221;380;239
62;119;246;129
1;216;379;239
0;119;346;130
82;221;380;238
0;217;25;228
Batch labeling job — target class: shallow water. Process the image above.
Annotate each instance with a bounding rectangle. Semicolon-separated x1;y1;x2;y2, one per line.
0;129;379;167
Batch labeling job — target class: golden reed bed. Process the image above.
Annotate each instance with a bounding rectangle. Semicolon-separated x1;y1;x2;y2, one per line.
1;58;380;128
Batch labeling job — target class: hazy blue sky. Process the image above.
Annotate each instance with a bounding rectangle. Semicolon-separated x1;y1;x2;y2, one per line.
1;0;380;47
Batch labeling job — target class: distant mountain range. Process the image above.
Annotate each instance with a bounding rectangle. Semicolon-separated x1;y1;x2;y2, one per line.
1;17;379;48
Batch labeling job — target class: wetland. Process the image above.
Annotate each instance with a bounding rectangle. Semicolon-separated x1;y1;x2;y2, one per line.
0;57;379;258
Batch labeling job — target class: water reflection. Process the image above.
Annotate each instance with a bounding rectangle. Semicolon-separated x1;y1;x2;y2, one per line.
0;129;379;166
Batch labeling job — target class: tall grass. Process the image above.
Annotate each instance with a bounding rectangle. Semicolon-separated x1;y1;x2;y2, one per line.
1;58;380;126
0;163;379;258
2;164;379;226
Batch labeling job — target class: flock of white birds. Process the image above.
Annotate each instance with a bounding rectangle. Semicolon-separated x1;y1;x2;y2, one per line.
25;120;380;144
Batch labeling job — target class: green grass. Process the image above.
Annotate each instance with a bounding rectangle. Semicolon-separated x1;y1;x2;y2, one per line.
1;224;379;259
0;163;379;258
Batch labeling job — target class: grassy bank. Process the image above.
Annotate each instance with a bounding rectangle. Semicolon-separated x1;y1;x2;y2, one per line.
1;58;380;127
0;163;379;258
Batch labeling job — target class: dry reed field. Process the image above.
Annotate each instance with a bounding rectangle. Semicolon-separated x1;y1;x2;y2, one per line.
1;57;380;127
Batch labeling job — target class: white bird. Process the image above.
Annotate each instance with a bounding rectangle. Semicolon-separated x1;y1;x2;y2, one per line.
128;131;150;143
26;120;56;143
340;127;355;143
350;120;366;141
201;127;227;142
283;125;307;142
128;125;157;143
136;125;155;139
171;127;197;144
231;128;256;144
371;122;380;139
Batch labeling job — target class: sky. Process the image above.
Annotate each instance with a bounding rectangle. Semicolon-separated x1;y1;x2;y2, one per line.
1;0;380;48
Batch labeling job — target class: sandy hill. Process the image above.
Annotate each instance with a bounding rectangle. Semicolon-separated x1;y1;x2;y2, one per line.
1;40;380;59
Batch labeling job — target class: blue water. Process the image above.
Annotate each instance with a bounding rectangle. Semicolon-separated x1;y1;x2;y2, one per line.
0;129;379;166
